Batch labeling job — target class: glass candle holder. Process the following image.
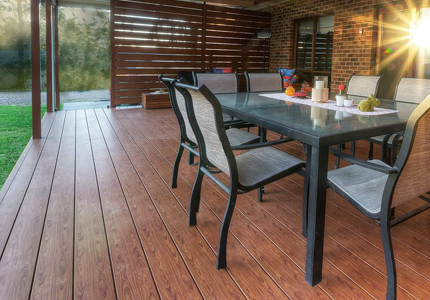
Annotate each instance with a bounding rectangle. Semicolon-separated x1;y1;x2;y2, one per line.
314;76;328;89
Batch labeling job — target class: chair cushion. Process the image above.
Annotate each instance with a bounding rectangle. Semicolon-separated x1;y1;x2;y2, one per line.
327;160;389;216
226;129;259;147
235;147;304;187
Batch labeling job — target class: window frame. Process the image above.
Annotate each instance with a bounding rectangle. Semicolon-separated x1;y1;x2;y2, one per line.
293;15;334;84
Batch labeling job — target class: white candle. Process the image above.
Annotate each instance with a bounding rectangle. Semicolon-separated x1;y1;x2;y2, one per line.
315;81;324;89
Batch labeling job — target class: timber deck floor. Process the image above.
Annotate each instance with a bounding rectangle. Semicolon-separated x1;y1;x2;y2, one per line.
0;107;429;300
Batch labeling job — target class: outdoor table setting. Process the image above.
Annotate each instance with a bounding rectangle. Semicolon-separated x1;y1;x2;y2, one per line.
216;90;419;286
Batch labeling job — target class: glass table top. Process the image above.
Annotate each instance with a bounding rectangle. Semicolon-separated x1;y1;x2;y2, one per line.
216;92;418;147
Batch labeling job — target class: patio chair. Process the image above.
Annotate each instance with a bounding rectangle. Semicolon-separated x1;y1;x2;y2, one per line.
346;73;384;97
193;71;241;122
160;75;261;189
335;73;384;168
366;77;430;164
244;72;283;92
193;72;239;94
244;71;286;138
326;95;430;300
172;80;305;269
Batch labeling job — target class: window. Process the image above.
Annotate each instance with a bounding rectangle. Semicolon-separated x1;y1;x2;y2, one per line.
294;16;334;84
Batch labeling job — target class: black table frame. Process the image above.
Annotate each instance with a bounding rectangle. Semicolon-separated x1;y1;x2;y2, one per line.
220;96;410;286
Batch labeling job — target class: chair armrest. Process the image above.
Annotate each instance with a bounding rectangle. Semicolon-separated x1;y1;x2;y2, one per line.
231;138;294;151
329;147;398;174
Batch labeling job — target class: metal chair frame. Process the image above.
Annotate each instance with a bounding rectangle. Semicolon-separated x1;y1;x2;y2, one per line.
365;77;430;165
328;95;430;300
335;73;385;168
244;71;283;92
173;80;305;269
193;71;240;94
160;75;256;189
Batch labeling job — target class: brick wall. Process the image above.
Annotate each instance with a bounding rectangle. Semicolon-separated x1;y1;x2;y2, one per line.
268;0;380;92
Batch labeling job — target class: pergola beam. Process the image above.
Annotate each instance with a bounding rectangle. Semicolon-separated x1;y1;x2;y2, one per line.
251;0;288;10
31;0;41;139
208;0;255;7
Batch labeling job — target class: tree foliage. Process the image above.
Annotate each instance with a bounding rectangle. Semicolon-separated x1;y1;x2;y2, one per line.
0;1;110;92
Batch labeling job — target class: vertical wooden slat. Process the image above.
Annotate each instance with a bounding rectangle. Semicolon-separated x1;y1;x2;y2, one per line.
46;0;53;112
32;0;41;138
54;4;60;110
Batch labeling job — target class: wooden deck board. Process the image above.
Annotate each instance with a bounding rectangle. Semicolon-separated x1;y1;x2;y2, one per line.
0;112;56;255
30;111;75;300
0;107;428;300
74;110;116;300
86;109;160;300
0;111;66;300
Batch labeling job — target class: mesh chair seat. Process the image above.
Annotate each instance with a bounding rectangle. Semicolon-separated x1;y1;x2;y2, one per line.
235;147;304;187
327;160;389;215
227;128;259;146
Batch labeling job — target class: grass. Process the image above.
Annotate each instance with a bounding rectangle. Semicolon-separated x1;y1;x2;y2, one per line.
0;105;51;190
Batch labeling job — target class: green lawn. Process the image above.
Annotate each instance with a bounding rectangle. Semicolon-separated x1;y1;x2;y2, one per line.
0;105;49;190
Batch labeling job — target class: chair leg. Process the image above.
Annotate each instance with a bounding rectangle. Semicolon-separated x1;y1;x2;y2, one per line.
217;188;238;269
258;187;264;202
341;143;346;150
381;215;397;300
351;141;356;157
189;168;204;226
390;137;401;166
334;144;341;169
188;142;196;165
368;142;374;160
172;144;184;189
259;127;267;142
390;207;396;220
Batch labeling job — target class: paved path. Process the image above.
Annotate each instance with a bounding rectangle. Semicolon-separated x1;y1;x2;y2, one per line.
0;89;110;105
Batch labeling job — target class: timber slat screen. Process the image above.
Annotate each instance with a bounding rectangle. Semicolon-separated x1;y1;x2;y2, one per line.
111;0;271;106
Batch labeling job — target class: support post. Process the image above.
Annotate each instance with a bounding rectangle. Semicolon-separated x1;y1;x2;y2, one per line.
54;4;60;110
46;0;53;112
31;0;41;139
110;0;115;108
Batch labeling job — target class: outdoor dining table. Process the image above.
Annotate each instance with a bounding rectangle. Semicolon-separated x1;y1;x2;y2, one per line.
216;91;419;287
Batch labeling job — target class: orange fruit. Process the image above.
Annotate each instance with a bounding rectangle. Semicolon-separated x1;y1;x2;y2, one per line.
285;86;295;96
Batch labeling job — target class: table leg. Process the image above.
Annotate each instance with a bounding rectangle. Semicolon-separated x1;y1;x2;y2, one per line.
305;145;329;286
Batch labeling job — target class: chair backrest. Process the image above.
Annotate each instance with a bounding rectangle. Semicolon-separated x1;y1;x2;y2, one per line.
394;77;430;103
385;95;430;209
346;74;384;97
173;81;236;176
192;72;239;94
245;72;283;92
159;75;196;144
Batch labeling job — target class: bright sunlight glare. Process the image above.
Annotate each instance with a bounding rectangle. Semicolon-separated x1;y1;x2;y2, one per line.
410;18;430;48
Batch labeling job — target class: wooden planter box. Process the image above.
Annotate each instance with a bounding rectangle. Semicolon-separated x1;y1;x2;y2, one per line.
142;92;171;109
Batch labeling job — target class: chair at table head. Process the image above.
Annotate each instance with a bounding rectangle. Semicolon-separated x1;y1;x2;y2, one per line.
159;75;196;145
244;72;283;92
192;72;239;94
172;81;237;178
383;95;430;214
346;73;384;97
394;77;430;104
